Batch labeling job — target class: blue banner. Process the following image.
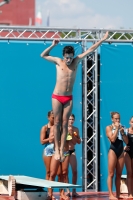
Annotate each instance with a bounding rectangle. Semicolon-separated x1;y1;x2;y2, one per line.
0;40;82;190
100;43;133;191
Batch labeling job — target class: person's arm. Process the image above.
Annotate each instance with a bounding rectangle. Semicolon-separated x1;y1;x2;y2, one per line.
119;127;128;145
40;39;60;64
72;127;81;144
40;125;49;145
124;145;130;151
106;125;119;142
68;126;76;145
76;31;108;62
49;126;54;143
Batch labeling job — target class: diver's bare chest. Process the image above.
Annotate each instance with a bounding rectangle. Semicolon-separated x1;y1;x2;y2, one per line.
59;69;76;78
59;65;76;73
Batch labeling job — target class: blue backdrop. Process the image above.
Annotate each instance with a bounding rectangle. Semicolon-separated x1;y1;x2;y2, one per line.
0;40;82;191
100;43;133;191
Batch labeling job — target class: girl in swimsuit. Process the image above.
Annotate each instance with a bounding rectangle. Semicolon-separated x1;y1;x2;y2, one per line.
66;114;81;197
124;116;133;198
40;110;54;180
106;112;128;200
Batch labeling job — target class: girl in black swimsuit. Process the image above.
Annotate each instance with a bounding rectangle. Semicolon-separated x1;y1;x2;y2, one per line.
124;116;133;198
106;112;128;200
40;110;54;180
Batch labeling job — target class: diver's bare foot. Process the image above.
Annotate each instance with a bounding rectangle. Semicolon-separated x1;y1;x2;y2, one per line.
109;195;118;200
60;150;65;162
54;149;60;161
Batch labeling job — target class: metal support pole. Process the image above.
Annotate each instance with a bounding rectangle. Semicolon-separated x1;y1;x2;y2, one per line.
82;40;87;192
94;49;98;191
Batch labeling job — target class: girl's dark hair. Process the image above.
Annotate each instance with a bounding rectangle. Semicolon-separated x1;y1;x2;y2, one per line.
70;113;75;119
47;110;53;117
63;46;75;56
110;111;120;118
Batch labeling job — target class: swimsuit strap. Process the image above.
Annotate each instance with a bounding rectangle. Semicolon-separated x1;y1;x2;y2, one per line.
45;124;48;131
110;125;115;131
47;124;52;129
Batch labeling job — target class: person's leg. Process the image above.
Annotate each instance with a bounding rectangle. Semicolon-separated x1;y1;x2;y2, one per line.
49;155;60;199
124;153;133;197
60;100;73;162
65;160;70;196
69;153;79;197
66;178;70;196
115;153;124;198
52;98;63;160
107;150;117;199
61;155;70;183
60;156;70;200
43;155;52;180
66;167;70;196
60;189;70;200
57;163;69;200
50;155;60;180
57;160;69;200
131;159;133;196
57;163;62;182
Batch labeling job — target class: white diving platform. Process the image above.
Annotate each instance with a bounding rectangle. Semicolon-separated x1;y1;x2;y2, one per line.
0;175;82;200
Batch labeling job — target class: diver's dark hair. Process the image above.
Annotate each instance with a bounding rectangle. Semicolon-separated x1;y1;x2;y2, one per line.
63;46;75;56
